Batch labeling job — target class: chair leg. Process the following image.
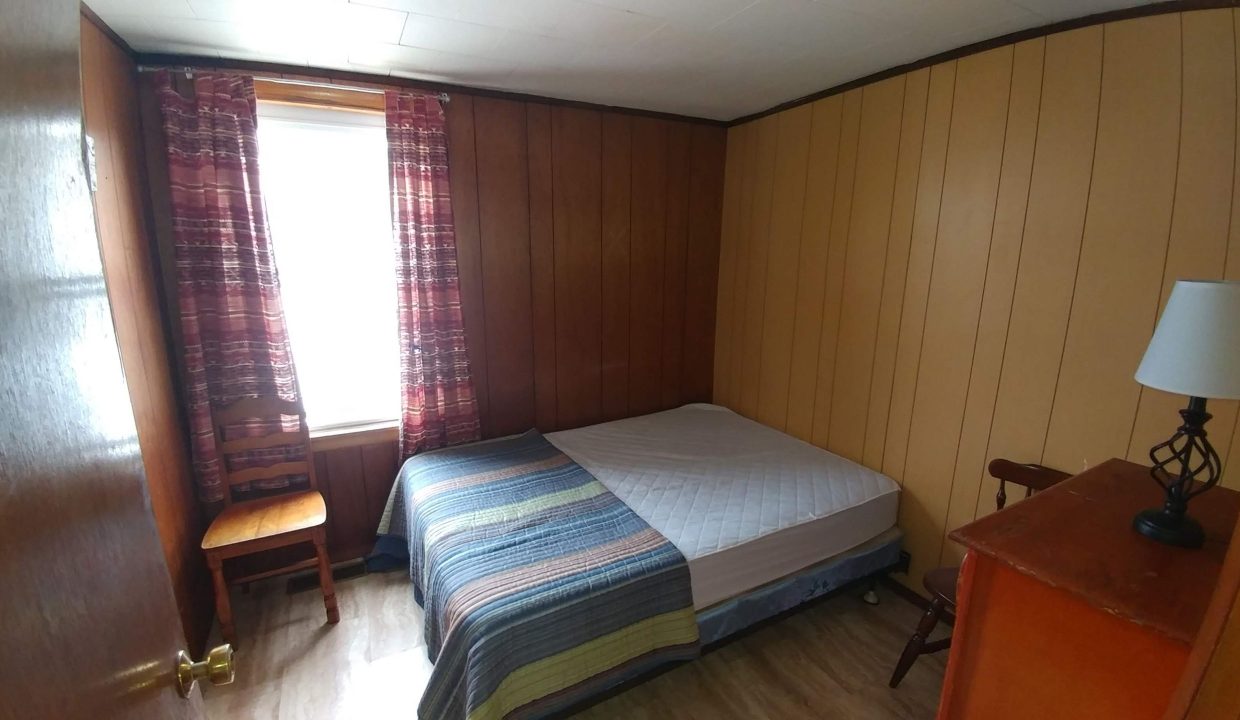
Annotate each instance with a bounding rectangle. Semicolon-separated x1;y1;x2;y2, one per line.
314;532;340;624
889;596;947;689
207;553;236;647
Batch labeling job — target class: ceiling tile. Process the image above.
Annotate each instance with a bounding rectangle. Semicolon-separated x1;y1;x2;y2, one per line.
576;0;757;28
188;0;407;44
399;14;509;57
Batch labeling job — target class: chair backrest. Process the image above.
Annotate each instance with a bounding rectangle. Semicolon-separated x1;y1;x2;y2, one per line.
211;397;315;506
987;458;1071;511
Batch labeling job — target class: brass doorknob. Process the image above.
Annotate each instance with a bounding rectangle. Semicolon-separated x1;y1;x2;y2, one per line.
176;644;235;698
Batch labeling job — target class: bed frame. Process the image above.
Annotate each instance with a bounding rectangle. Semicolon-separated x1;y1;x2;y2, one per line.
547;529;909;718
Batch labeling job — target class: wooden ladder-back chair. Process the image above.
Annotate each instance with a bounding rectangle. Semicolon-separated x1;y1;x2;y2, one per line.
201;397;339;646
887;458;1071;688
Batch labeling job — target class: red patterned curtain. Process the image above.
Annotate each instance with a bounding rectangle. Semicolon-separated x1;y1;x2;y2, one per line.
155;70;304;503
386;91;481;459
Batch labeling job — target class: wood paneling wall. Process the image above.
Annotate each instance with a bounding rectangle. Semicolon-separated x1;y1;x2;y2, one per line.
311;436;401;563
715;9;1240;590
303;95;725;563
449;98;726;437
305;99;726;561
80;15;213;653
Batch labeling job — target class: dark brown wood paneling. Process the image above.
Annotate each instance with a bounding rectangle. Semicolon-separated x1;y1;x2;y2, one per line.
628;117;670;416
684;125;726;402
551;107;604;428
81;14;213;655
360;441;399;533
445;95;491;436
661;122;692;409
474;97;535;436
323;446;369;556
600;114;632;421
307;439;400;562
526;103;559;432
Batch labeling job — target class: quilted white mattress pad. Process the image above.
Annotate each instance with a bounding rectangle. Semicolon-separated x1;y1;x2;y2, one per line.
546;404;901;608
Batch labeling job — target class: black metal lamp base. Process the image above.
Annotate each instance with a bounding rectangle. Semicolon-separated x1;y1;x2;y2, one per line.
1133;396;1221;550
1132;508;1205;549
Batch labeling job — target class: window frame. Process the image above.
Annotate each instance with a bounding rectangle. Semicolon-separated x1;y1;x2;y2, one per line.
255;89;401;435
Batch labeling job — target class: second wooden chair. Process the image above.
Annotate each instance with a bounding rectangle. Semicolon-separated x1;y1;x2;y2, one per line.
887;458;1071;688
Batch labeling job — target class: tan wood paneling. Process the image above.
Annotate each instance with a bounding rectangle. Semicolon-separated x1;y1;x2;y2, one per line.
883;63;957;485
810;89;864;448
902;46;1013;585
971;25;1104;520
939;38;1046;567
756;104;812;430
738;116;779;418
784;96;844;441
863;68;930;469
1220;8;1240;485
716;9;1236;590
1127;10;1238;476
827;76;906;461
1042;14;1181;472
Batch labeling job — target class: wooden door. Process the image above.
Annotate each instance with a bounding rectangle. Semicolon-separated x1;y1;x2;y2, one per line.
0;1;208;718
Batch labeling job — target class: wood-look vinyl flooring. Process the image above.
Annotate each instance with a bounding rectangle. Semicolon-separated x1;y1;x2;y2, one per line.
203;570;947;719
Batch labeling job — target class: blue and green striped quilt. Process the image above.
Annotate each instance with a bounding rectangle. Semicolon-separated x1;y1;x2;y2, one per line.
376;430;700;720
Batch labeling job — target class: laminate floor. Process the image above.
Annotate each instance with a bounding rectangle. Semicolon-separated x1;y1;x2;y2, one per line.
203;570;947;720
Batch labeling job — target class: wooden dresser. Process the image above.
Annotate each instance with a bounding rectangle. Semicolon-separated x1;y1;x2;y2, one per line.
937;458;1239;720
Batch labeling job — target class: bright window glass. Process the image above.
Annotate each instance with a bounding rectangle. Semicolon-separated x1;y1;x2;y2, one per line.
256;100;399;430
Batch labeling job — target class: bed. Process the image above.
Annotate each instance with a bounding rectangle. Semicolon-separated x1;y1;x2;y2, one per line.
374;403;902;720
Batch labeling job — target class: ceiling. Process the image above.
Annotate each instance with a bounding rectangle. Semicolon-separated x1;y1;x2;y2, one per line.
89;0;1154;121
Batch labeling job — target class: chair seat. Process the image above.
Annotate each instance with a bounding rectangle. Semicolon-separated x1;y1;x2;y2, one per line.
924;565;961;606
202;490;327;550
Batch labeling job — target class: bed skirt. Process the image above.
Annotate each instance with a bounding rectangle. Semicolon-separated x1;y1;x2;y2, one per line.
696;528;903;645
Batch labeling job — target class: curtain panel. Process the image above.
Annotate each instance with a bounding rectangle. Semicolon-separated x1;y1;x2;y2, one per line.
155;70;304;503
386;91;481;459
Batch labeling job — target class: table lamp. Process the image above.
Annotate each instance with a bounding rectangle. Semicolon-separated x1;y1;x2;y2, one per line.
1132;279;1240;548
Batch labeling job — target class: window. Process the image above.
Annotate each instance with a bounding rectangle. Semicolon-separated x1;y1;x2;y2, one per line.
256;100;399;430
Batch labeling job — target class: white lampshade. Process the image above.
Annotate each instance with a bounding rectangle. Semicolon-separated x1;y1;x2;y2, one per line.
1134;280;1240;400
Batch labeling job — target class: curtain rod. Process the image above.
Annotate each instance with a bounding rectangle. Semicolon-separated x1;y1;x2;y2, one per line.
135;65;450;103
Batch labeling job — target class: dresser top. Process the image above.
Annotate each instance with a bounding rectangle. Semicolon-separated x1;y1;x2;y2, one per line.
949;458;1239;645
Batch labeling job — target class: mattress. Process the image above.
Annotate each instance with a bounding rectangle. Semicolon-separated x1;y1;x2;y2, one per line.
545;404;900;609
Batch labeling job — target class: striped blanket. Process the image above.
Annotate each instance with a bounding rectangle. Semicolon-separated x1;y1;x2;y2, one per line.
376;431;700;720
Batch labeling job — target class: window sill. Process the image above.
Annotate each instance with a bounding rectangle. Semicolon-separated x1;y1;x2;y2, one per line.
310;420;399;452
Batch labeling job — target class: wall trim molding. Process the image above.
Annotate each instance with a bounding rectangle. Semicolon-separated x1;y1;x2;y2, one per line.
728;0;1240;126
